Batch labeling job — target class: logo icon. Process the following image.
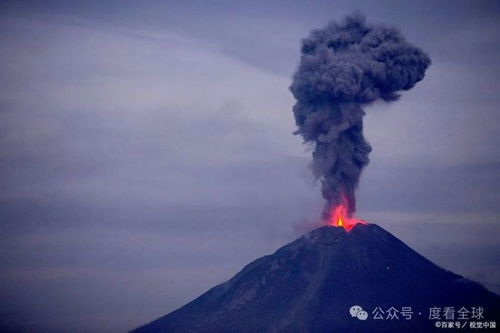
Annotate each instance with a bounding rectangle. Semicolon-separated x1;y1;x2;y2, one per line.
350;305;368;320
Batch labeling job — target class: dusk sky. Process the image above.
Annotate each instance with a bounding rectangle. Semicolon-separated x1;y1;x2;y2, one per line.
1;1;499;332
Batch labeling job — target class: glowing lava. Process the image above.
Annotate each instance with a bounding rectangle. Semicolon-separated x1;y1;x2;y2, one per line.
326;201;367;231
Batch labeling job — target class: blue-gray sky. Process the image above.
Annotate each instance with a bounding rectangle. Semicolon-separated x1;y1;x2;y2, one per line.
0;1;499;332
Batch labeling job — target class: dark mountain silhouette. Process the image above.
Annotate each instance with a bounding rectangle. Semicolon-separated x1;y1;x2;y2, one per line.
132;224;499;332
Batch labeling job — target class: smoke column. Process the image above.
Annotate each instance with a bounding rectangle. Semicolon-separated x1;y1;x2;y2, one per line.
290;14;430;219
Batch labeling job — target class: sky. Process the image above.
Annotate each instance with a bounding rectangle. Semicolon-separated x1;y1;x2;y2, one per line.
0;1;499;332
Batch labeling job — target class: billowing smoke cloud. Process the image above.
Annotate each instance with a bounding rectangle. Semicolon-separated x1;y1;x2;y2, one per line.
290;14;430;219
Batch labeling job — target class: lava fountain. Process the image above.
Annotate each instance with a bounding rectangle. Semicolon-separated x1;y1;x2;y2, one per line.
326;196;367;231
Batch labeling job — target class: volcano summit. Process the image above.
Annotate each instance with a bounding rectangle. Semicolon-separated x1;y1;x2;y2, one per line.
132;224;499;332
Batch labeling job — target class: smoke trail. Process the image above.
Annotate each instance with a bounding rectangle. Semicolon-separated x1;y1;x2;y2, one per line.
290;14;430;219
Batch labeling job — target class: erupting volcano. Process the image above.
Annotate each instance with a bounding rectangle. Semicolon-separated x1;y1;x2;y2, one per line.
131;14;500;333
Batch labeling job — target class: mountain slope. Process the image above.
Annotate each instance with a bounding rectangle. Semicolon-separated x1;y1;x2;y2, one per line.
132;224;499;332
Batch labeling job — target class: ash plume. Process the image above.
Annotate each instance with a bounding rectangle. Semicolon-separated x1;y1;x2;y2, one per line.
290;14;431;219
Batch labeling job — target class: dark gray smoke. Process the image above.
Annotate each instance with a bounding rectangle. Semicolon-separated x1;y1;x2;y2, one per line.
290;14;430;219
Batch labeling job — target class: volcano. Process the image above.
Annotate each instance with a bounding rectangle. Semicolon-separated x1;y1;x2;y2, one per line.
132;224;499;332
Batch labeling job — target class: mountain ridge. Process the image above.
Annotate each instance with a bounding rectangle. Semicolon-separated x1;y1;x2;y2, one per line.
132;224;499;332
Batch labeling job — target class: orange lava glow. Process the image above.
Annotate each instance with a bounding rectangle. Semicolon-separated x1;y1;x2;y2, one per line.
326;201;367;231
